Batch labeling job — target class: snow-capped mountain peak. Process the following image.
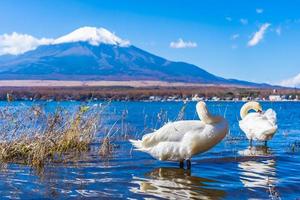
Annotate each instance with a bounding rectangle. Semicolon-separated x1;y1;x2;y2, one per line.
0;26;130;55
53;27;130;47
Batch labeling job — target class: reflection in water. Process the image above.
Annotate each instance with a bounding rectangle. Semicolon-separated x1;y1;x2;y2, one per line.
238;146;277;191
130;167;226;200
238;145;272;157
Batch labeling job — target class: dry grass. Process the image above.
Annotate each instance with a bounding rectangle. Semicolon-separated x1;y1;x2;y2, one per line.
0;103;102;169
99;137;114;158
176;101;187;121
288;140;300;153
98;117;121;158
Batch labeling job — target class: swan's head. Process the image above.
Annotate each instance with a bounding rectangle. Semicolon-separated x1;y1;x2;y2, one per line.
240;101;262;119
196;101;219;124
245;101;262;112
196;101;208;120
196;101;207;111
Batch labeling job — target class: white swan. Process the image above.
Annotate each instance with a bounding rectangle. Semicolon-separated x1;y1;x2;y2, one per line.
130;101;228;169
239;101;277;145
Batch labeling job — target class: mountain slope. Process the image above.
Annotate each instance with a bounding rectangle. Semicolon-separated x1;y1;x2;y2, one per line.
0;42;222;81
0;27;270;87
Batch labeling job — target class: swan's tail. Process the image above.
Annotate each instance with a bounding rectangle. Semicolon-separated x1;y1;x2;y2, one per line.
129;139;143;150
264;126;278;136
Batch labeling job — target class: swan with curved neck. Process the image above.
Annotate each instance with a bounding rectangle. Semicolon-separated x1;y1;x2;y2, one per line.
130;101;228;169
240;101;262;119
239;101;277;146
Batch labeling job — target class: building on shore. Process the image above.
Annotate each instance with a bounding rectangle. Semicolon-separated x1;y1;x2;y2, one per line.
269;95;282;101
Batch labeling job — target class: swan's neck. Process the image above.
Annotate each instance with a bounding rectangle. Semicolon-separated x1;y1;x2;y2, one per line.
240;104;254;119
197;105;220;124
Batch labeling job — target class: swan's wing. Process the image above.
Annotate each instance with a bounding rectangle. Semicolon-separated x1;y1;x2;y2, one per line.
239;113;259;131
263;109;277;125
141;120;205;148
239;112;277;140
239;113;263;137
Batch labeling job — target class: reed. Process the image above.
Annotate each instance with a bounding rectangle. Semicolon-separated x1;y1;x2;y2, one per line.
0;104;101;169
99;136;114;158
98;118;120;158
289;140;300;153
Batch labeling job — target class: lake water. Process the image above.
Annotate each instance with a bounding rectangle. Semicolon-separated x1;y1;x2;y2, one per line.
0;101;299;199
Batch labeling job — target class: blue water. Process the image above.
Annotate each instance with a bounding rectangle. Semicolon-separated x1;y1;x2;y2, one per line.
0;101;299;199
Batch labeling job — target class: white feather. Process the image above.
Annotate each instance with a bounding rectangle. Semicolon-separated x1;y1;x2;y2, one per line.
239;104;278;141
130;102;228;161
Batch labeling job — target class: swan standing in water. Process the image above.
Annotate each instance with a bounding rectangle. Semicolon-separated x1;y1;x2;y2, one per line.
130;101;228;169
239;101;277;146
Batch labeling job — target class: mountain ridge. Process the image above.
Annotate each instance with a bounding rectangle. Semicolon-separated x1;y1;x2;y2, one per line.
0;41;271;88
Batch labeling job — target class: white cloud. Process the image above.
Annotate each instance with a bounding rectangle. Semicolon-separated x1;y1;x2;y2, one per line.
0;32;53;55
275;26;282;35
247;23;271;47
280;73;300;88
170;38;197;49
231;44;238;49
240;18;248;25
294;19;300;23
225;17;232;21
231;34;240;40
0;27;130;55
256;8;264;14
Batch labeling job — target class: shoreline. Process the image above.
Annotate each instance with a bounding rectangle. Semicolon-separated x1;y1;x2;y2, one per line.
0;80;251;88
1;84;299;101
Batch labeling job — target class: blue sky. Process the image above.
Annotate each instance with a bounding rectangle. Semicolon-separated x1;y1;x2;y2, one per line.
0;0;300;85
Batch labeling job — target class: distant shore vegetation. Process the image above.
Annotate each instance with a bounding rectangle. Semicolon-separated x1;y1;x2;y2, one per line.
1;86;299;102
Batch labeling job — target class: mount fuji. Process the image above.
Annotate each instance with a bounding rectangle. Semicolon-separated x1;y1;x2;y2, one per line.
0;27;270;87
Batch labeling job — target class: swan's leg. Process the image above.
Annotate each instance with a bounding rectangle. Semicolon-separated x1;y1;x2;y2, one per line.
264;141;267;146
250;139;253;147
186;169;191;176
179;161;184;168
187;159;191;170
